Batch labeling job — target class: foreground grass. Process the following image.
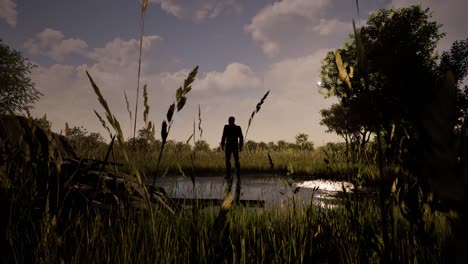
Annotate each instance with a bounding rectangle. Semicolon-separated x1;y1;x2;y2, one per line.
4;193;453;264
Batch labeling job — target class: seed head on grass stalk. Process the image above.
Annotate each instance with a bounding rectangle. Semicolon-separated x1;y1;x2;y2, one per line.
198;104;203;139
124;90;132;124
132;0;149;145
152;66;199;187
245;90;270;141
86;71;144;188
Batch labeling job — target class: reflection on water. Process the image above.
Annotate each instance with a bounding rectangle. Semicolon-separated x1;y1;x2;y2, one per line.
152;175;359;208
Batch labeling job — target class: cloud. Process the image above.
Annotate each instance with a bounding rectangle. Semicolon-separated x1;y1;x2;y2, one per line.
311;18;352;36
0;0;17;27
24;28;88;62
194;63;262;91
245;0;331;57
87;35;162;73
251;48;339;144
28;28;339;147
150;0;241;22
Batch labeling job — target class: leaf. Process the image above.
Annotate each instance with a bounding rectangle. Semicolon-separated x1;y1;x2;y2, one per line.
355;0;360;17
334;50;352;91
221;192;234;210
186;133;194;144
94;110;112;139
183;66;198;92
141;0;148;14
177;97;186;112
353;19;368;77
143;84;149;124
245;90;271;141
124;90;132;122
161;121;168;143
390;122;396;142
391;177;398;194
167;103;175;122
268;152;275;170
176;87;183;101
256;90;270;113
198;104;203;139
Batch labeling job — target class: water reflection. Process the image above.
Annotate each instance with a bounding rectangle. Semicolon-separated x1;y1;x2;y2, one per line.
152;175;358;208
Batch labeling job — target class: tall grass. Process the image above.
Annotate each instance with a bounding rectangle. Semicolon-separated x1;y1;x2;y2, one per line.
3;193;451;263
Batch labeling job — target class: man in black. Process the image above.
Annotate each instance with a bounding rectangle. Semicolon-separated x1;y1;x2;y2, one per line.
221;116;244;179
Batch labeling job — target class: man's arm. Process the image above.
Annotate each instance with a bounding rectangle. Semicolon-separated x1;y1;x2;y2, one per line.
221;125;227;150
238;126;244;151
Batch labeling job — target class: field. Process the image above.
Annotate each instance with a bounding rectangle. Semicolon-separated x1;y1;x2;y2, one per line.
1;128;462;263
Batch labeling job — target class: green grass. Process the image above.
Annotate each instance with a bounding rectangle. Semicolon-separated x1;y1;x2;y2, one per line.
74;141;383;185
3;192;453;263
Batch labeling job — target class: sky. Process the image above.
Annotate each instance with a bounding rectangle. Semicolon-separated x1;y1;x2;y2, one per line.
1;0;467;148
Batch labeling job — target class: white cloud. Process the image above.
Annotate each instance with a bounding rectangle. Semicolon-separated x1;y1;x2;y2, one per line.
24;28;88;62
311;19;352;36
251;49;339;144
150;0;241;22
87;35;162;73
245;0;331;57
0;0;16;27
28;28;339;147
194;63;261;91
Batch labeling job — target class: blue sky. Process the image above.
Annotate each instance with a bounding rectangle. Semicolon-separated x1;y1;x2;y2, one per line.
1;0;467;147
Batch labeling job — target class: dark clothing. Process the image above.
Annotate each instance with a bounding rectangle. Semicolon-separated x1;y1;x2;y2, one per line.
221;124;243;178
221;124;244;151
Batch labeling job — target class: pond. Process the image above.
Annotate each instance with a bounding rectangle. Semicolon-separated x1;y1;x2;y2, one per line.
152;175;362;208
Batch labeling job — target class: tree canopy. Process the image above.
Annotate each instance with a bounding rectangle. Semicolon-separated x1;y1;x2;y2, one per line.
0;39;41;114
319;6;446;148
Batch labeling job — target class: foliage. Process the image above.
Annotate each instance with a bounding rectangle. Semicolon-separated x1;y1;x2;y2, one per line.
440;38;468;119
194;140;210;152
34;114;52;130
0;39;42;114
65;123;107;158
319;6;445;163
294;133;314;150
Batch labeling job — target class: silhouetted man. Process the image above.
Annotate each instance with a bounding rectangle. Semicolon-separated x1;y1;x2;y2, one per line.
221;116;244;179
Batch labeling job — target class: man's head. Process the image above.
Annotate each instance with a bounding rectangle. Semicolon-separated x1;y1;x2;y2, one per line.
228;116;235;125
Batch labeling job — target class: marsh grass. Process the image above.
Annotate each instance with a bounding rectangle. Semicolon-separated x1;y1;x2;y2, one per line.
4;193;451;263
3;117;450;263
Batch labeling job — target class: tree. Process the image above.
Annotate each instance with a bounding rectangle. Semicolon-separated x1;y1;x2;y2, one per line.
319;5;445;160
320;104;370;157
439;38;468;119
65;123;106;158
0;39;42;114
194;140;211;152
294;133;314;150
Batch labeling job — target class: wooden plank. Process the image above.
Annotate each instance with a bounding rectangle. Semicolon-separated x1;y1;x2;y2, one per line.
170;198;265;208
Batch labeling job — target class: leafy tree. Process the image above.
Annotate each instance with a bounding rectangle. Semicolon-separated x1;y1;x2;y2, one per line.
294;133;314;150
194;140;211;152
0;39;42;114
319;5;445;160
320;104;370;158
65;124;106;158
439;38;468;119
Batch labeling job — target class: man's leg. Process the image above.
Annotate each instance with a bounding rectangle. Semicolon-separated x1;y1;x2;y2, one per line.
225;148;232;179
233;148;241;203
233;148;240;177
224;149;233;195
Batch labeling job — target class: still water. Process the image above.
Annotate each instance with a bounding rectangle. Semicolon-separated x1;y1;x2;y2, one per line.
153;175;360;208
